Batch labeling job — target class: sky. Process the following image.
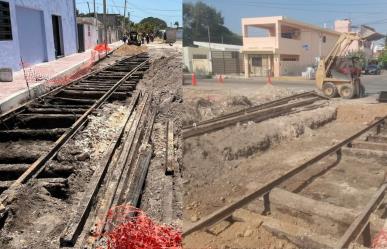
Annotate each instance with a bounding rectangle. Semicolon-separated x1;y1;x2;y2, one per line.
184;0;387;38
75;0;182;26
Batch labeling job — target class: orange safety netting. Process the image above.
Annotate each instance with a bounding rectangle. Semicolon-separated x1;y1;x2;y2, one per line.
373;229;387;249
98;205;182;249
94;43;112;53
20;50;97;87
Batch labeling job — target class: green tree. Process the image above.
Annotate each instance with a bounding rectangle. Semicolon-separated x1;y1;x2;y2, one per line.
174;21;179;28
137;17;167;33
183;1;242;46
379;51;387;69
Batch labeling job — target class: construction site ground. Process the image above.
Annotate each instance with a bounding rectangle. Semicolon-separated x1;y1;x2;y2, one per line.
0;42;182;249
182;82;387;248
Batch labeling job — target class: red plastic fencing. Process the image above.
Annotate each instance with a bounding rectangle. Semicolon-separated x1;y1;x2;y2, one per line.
98;205;182;249
94;43;112;53
373;229;387;249
19;50;98;87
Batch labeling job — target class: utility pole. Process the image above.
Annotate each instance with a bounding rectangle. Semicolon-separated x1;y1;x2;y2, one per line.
103;0;108;57
87;2;91;14
93;0;96;21
207;26;213;75
93;0;97;43
122;0;127;34
128;11;131;33
221;35;225;75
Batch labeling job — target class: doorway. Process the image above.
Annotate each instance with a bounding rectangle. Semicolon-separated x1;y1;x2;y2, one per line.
16;6;47;65
249;54;272;77
52;15;64;57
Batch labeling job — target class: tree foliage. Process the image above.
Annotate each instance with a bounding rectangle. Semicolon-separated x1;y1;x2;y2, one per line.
379;51;387;69
183;1;242;46
133;17;167;33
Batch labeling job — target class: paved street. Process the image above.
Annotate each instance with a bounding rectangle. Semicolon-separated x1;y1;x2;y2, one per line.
184;70;387;96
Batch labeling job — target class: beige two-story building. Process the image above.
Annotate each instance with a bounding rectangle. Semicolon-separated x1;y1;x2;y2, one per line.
242;16;341;78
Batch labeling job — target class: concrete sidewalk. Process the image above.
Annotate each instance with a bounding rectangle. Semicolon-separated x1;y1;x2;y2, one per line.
0;41;123;113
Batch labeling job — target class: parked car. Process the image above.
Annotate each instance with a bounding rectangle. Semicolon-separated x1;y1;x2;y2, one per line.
365;64;381;75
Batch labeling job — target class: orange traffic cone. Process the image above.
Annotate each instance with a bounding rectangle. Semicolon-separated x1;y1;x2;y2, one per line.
192;73;197;86
216;74;224;83
267;74;272;85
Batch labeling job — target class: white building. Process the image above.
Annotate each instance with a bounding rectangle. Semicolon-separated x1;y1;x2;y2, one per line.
77;17;102;52
0;0;78;71
183;41;243;75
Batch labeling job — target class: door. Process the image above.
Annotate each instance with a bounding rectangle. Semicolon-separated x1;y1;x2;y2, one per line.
249;55;270;76
52;15;63;57
77;24;85;52
16;6;47;65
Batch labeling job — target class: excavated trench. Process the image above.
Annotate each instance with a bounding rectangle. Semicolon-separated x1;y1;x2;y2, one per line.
182;92;387;248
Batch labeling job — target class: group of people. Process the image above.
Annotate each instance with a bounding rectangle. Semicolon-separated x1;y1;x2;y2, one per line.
121;32;155;45
140;33;155;44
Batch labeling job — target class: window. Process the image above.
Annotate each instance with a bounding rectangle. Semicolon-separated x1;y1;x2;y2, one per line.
281;25;301;40
280;55;299;62
252;57;262;66
0;1;12;40
322;36;326;43
88;25;91;36
193;54;207;59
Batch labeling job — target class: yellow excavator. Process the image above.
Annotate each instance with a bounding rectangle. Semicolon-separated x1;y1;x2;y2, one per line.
316;24;384;99
315;33;365;99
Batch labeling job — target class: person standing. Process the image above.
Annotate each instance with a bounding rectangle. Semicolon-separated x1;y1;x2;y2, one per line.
146;34;150;44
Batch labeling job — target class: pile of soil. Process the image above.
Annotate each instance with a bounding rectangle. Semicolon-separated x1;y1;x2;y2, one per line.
182;85;299;125
112;44;148;57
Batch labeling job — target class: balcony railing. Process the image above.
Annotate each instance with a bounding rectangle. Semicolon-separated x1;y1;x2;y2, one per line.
242;37;276;51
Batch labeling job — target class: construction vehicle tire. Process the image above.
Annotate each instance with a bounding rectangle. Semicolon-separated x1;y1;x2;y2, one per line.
339;84;355;99
322;82;338;98
359;83;365;97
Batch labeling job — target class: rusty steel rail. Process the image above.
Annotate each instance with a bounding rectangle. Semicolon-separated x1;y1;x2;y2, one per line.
0;55;150;219
183;91;326;130
183;95;325;139
0;45;124;119
335;182;387;249
183;114;387;237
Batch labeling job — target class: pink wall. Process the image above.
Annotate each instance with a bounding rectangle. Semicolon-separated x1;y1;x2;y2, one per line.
242;16;341;76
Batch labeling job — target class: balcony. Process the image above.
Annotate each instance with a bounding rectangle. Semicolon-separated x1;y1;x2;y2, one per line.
278;37;302;54
242;37;276;52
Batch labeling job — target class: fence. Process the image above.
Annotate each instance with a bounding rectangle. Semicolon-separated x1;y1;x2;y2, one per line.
211;51;244;75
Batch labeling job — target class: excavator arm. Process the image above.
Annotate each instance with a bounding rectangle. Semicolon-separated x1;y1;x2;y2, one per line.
316;33;360;89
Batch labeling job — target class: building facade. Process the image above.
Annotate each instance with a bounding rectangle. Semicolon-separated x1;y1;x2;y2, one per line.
334;19;379;59
0;0;78;71
77;17;101;52
241;16;340;77
183;41;243;75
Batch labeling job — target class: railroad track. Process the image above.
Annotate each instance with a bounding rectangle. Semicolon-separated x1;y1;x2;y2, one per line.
182;91;328;139
183;115;387;248
0;53;150;224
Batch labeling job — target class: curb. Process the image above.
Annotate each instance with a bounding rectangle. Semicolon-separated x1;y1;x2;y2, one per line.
0;44;122;114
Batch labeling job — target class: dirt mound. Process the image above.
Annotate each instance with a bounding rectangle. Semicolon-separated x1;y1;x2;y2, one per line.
181;95;253;126
113;44;148;56
182;85;301;125
249;84;298;104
